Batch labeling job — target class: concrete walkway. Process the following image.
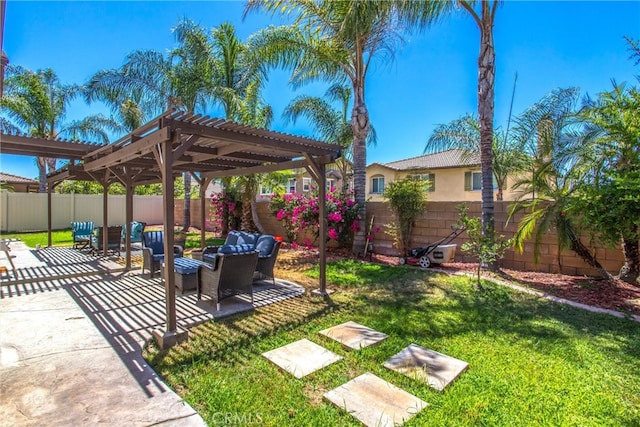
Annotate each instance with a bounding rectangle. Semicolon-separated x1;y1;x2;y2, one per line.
0;274;206;426
0;244;307;426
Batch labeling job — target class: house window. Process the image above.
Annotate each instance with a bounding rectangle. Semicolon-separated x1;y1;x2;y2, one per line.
303;177;311;192
326;178;337;192
409;173;435;192
259;185;273;196
371;175;385;194
287;178;296;193
465;171;497;191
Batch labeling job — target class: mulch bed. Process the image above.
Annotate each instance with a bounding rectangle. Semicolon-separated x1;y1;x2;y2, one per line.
313;248;640;317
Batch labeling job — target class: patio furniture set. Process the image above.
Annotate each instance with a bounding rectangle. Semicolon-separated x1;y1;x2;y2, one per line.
141;230;281;311
71;221;146;256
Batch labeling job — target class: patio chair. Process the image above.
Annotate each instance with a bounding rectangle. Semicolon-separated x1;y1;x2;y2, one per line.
254;235;281;285
121;221;146;248
198;251;259;311
92;226;122;256
71;221;95;250
141;230;184;278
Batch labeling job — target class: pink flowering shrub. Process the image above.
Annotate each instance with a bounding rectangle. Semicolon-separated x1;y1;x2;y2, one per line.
209;192;241;235
270;189;359;248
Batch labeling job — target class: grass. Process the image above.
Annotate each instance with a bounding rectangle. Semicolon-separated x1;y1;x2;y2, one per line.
1;229;224;250
144;258;640;426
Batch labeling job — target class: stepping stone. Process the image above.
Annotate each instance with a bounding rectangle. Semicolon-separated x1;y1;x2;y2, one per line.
262;338;342;379
383;343;468;391
324;372;428;427
319;321;388;350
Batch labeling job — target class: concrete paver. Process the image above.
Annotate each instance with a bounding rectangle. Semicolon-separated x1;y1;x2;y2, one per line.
384;343;468;391
262;338;342;379
324;372;428;427
319;321;388;350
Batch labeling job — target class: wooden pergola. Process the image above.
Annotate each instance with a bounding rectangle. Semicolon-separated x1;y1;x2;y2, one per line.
2;109;340;348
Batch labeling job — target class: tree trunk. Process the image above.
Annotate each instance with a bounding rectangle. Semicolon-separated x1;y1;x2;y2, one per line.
350;80;370;256
619;230;640;285
221;177;232;235
182;172;191;231
241;187;257;232
250;198;267;235
478;2;496;242
567;229;613;280
37;157;47;193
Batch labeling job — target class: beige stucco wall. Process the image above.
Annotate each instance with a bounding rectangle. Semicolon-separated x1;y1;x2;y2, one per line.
365;165;519;202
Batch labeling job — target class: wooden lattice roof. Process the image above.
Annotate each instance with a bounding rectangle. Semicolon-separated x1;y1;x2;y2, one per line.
44;109;341;184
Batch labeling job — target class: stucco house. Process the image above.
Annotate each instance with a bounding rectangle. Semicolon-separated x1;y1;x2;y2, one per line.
366;149;518;202
257;162;352;200
0;172;38;193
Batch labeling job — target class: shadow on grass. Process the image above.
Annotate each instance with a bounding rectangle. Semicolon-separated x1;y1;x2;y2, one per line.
146;292;344;372
350;268;640;362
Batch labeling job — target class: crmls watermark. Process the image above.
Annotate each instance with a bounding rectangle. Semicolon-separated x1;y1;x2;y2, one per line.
212;412;264;425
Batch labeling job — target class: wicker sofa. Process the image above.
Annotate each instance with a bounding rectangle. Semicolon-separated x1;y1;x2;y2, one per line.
200;231;281;284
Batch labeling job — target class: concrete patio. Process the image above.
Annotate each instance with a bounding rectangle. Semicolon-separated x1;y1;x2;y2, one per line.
0;244;305;425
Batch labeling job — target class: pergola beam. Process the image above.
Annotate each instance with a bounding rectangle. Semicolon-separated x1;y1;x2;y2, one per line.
83;127;169;171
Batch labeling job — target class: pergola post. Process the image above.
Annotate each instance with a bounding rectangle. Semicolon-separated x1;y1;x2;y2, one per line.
306;156;329;295
199;176;212;248
101;182;109;256
125;181;134;270
318;162;327;293
152;128;187;349
47;183;53;247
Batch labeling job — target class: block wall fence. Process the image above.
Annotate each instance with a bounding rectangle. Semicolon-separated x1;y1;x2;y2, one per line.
178;200;625;278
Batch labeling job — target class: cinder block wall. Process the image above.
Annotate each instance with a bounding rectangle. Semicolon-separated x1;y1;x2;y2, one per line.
176;199;625;277
366;201;624;277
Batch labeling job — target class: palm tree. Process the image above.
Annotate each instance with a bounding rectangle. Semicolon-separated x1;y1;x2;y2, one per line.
85;19;216;231
282;83;377;192
507;87;612;279
458;0;501;246
509;157;611;279
579;82;640;284
205;22;275;234
425;114;527;201
1;65;116;191
245;0;448;255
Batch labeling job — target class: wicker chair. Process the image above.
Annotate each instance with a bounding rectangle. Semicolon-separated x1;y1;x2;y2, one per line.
254;236;281;285
198;251;259;311
141;231;184;278
92;225;122;256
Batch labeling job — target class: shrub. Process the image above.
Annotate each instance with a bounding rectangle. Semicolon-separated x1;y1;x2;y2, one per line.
270;189;359;248
383;178;428;256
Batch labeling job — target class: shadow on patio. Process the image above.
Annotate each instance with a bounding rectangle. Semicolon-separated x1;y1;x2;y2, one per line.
0;244;306;395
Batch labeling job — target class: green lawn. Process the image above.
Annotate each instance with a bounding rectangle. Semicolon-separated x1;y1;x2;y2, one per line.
145;260;640;426
1;229;223;250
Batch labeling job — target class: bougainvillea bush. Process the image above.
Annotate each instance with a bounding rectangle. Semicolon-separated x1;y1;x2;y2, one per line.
209;192;241;236
270;189;359;248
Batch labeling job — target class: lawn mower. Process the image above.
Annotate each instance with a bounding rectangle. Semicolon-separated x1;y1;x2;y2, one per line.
399;225;465;268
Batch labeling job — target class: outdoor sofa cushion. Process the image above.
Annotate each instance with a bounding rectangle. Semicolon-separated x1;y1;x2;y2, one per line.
255;235;276;258
122;221;146;244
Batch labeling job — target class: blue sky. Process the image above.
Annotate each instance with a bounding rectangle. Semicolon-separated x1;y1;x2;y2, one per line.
1;1;639;180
